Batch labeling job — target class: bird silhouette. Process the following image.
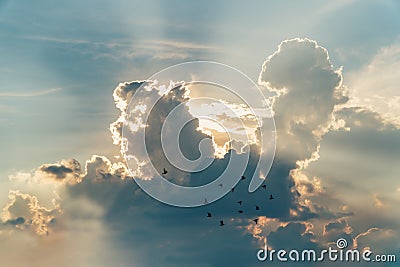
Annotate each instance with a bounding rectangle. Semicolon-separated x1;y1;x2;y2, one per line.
269;194;274;200
238;210;243;214
231;187;235;192
162;168;168;175
237;201;243;205
220;220;225;226
261;185;267;190
256;205;260;210
253;218;259;224
207;212;212;218
241;175;246;180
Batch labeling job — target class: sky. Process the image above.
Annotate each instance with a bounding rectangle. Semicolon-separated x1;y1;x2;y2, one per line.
0;0;400;266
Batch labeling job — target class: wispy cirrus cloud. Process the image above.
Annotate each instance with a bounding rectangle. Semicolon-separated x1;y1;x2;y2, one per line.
0;87;61;97
20;35;219;61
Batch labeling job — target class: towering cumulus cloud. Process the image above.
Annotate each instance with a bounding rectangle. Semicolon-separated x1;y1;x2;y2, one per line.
259;38;348;162
264;38;349;196
251;39;350;224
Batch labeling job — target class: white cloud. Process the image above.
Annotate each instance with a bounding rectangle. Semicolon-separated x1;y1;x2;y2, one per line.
258;38;349;212
1;190;61;236
347;41;400;126
259;38;348;163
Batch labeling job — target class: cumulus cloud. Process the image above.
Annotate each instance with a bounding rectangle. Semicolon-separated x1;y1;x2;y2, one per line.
1;37;399;267
259;38;348;162
40;164;73;179
0;155;130;237
0;190;61;235
256;38;400;260
259;39;343;209
108;57;320;219
110;80;147;149
256;38;351;223
104;38;393;264
67;40;400;265
7;159;82;187
82;155;130;181
39;159;81;180
0;39;329;266
111;80;217;185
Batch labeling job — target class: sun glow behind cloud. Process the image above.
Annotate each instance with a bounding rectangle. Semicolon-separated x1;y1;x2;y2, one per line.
0;35;399;267
347;41;400;127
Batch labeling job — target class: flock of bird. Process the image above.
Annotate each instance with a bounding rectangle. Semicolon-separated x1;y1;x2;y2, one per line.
161;170;275;227
206;176;275;227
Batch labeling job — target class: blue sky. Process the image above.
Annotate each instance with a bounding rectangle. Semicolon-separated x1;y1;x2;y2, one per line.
0;1;400;266
1;0;399;171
